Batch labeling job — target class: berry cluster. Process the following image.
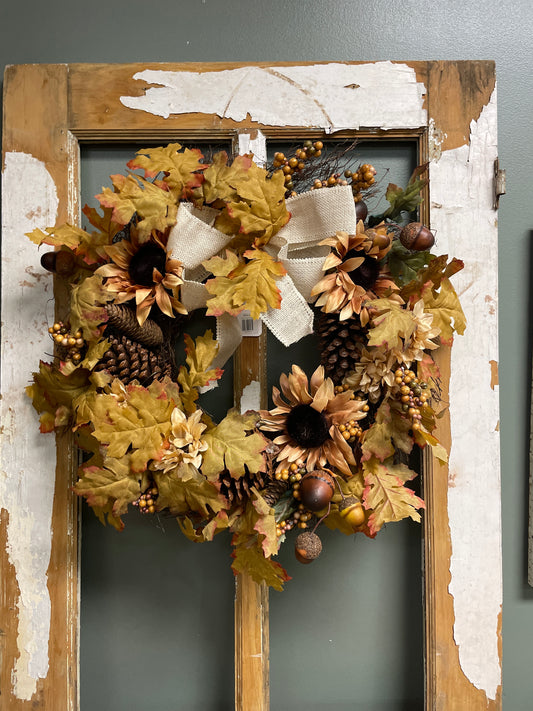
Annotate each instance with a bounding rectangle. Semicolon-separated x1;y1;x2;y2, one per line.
48;322;85;364
337;418;364;445
311;172;350;191
272;140;324;194
276;504;314;537
133;486;159;514
345;163;377;202
394;367;429;430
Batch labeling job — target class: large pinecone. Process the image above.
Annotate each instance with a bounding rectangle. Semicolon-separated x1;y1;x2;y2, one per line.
315;311;364;385
95;333;173;385
219;468;272;506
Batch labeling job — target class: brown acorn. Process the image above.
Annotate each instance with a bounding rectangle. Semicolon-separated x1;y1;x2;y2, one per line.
295;531;322;564
40;249;76;277
399;222;435;251
299;470;335;512
339;496;366;529
354;200;368;222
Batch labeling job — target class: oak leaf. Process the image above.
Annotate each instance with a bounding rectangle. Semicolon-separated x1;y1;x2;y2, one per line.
362;456;425;535
75;378;177;472
153;462;225;518
201;410;267;481
69;274;114;340
27;361;91;432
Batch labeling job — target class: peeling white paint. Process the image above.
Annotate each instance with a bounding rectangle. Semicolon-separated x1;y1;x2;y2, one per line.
240;380;261;414
0;152;58;699
120;62;426;132
429;88;501;699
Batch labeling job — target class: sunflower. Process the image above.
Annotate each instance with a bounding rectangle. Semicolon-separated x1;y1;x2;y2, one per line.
310;222;397;321
96;229;186;325
151;407;208;474
259;365;367;476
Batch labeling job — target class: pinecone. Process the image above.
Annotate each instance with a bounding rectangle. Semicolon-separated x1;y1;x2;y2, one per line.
262;479;289;507
219;468;271;506
315;310;364;385
105;304;164;348
94;333;173;385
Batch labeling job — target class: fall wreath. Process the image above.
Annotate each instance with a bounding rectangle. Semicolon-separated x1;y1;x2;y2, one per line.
27;141;465;590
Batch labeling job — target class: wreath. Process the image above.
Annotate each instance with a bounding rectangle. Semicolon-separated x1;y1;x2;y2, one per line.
27;141;465;590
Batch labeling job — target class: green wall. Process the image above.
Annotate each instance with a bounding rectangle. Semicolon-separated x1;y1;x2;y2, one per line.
2;1;532;708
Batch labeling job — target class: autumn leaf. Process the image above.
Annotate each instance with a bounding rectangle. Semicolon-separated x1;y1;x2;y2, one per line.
60;338;110;377
201;410;267;481
418;352;441;382
362;456;425;535
96;173;178;241
231;538;291;591
214;163;289;246
91;500;125;531
74;451;148;518
27;361;91;432
202;151;253;205
422;278;466;344
69;273;114;341
128;143;207;200
27;223;89;251
231;492;279;558
177;331;223;414
75;378;177;472
153;462;225;518
400;254;464;302
204;248;286;319
383;164;428;219
366;298;416;350
385;240;432;286
413;428;448;463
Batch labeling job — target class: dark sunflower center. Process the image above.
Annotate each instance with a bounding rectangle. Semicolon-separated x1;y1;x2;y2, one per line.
129;243;167;287
285;404;330;449
345;250;380;291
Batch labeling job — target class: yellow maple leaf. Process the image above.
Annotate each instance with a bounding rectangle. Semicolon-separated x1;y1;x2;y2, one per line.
153;462;225;518
213;163;289;246
201;409;267;481
422;278;466;345
69;273;113;340
204;248;286;320
366;298;416;350
362;456;425;535
97;173;178;241
202;151;253;205
177;331;223;414
231;537;291;591
128;143;207;200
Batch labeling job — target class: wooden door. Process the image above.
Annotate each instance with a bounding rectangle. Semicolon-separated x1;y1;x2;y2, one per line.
1;61;501;710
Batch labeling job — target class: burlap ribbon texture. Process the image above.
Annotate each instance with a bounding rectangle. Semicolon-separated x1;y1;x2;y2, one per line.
167;185;357;370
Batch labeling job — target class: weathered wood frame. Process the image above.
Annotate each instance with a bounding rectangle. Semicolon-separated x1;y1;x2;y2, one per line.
1;61;501;710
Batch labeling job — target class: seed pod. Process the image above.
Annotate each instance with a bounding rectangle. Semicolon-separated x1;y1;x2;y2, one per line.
299;470;335;512
295;531;322;564
399;222;435;251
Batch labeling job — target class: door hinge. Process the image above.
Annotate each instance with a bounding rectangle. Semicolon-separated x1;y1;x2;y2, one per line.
494;159;506;209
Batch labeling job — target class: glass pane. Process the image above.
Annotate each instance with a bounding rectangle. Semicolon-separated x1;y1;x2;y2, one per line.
266;140;424;711
80;144;236;711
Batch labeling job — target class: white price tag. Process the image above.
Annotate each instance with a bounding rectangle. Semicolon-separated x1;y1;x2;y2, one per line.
238;310;262;337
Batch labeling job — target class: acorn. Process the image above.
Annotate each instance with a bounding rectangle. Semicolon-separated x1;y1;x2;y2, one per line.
399;222;435;251
295;531;322;564
40;249;76;277
299;470;335;512
354;200;368;222
339;496;366;529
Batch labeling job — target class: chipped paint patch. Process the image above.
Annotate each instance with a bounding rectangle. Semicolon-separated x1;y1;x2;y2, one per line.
240;380;261;414
1;152;58;699
490;360;499;390
429;89;501;699
428;117;446;162
120;62;426;131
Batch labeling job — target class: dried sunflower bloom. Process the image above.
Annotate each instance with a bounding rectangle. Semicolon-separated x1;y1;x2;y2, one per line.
343;346;397;403
96;229;187;325
310;223;397;321
259;365;367;476
152;407;208;473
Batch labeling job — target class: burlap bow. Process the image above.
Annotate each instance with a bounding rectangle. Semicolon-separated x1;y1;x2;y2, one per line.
167;185;357;370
